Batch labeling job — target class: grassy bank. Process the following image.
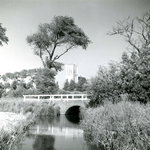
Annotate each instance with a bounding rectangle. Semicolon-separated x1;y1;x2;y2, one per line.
81;101;150;150
0;100;60;149
0;100;60;116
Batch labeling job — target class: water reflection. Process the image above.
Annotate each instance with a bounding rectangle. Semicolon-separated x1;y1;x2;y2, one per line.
33;135;55;150
65;114;80;124
29;115;83;138
21;115;97;150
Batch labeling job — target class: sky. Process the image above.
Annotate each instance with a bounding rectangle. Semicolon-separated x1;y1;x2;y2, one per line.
0;0;150;88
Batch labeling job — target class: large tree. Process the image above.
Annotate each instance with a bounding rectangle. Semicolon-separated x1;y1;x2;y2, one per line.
0;23;9;46
108;11;150;103
108;11;150;53
26;16;91;71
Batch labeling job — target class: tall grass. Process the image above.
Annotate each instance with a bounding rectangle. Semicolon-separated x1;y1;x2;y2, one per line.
0;113;33;150
81;101;150;150
0;100;60;116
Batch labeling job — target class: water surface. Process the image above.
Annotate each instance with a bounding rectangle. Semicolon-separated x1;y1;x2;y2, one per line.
21;115;96;150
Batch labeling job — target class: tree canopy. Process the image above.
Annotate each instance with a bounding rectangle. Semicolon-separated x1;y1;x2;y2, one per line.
88;11;150;106
0;23;9;46
108;11;150;104
0;68;59;97
26;16;91;71
35;68;58;94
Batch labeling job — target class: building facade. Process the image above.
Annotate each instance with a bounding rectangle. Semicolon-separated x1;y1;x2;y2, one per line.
65;64;78;83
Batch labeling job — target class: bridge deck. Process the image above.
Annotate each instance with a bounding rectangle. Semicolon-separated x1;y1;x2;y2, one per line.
23;94;89;102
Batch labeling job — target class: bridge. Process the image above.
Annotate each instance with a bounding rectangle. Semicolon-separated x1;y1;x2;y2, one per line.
23;94;90;115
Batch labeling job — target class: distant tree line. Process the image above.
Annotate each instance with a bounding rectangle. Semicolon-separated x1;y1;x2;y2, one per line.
62;76;88;93
0;68;59;98
0;69;89;98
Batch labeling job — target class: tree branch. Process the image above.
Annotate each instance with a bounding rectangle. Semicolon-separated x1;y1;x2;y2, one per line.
50;42;57;60
127;39;141;53
53;45;74;61
39;49;46;68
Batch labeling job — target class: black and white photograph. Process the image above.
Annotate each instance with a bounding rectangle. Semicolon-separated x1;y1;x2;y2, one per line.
0;0;150;149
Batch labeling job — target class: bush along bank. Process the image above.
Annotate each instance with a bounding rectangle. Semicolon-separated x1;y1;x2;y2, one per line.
81;101;150;150
0;100;60;149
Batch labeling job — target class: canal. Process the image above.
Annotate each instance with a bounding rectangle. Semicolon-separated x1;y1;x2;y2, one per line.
21;115;97;150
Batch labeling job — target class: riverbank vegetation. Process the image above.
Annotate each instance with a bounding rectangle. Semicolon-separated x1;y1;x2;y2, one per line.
0;68;88;98
0;100;60;116
81;101;150;150
0;100;59;149
0;112;33;150
81;11;150;150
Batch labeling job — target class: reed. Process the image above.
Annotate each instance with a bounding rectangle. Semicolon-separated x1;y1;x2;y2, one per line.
81;101;150;150
0;100;60;116
0;112;33;150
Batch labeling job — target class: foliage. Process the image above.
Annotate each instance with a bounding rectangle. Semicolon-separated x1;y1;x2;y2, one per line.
88;11;150;106
68;79;76;91
57;89;72;94
0;122;27;150
0;83;4;98
107;11;150;104
0;112;34;150
63;76;88;92
34;68;58;94
120;49;150;103
88;61;122;107
76;76;87;92
26;16;91;70
0;23;9;46
63;79;70;91
0;99;59;149
0;68;59;97
0;100;59;116
81;101;150;150
11;80;18;90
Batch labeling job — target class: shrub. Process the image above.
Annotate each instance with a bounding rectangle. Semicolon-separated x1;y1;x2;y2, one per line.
87;61;122;107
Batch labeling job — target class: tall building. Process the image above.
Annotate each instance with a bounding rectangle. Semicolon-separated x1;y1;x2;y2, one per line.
65;64;78;83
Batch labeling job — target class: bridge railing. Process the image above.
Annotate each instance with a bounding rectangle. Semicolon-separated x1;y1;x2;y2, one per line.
23;94;90;102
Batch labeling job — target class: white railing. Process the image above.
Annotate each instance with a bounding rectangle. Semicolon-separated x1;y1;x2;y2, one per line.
23;94;89;102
